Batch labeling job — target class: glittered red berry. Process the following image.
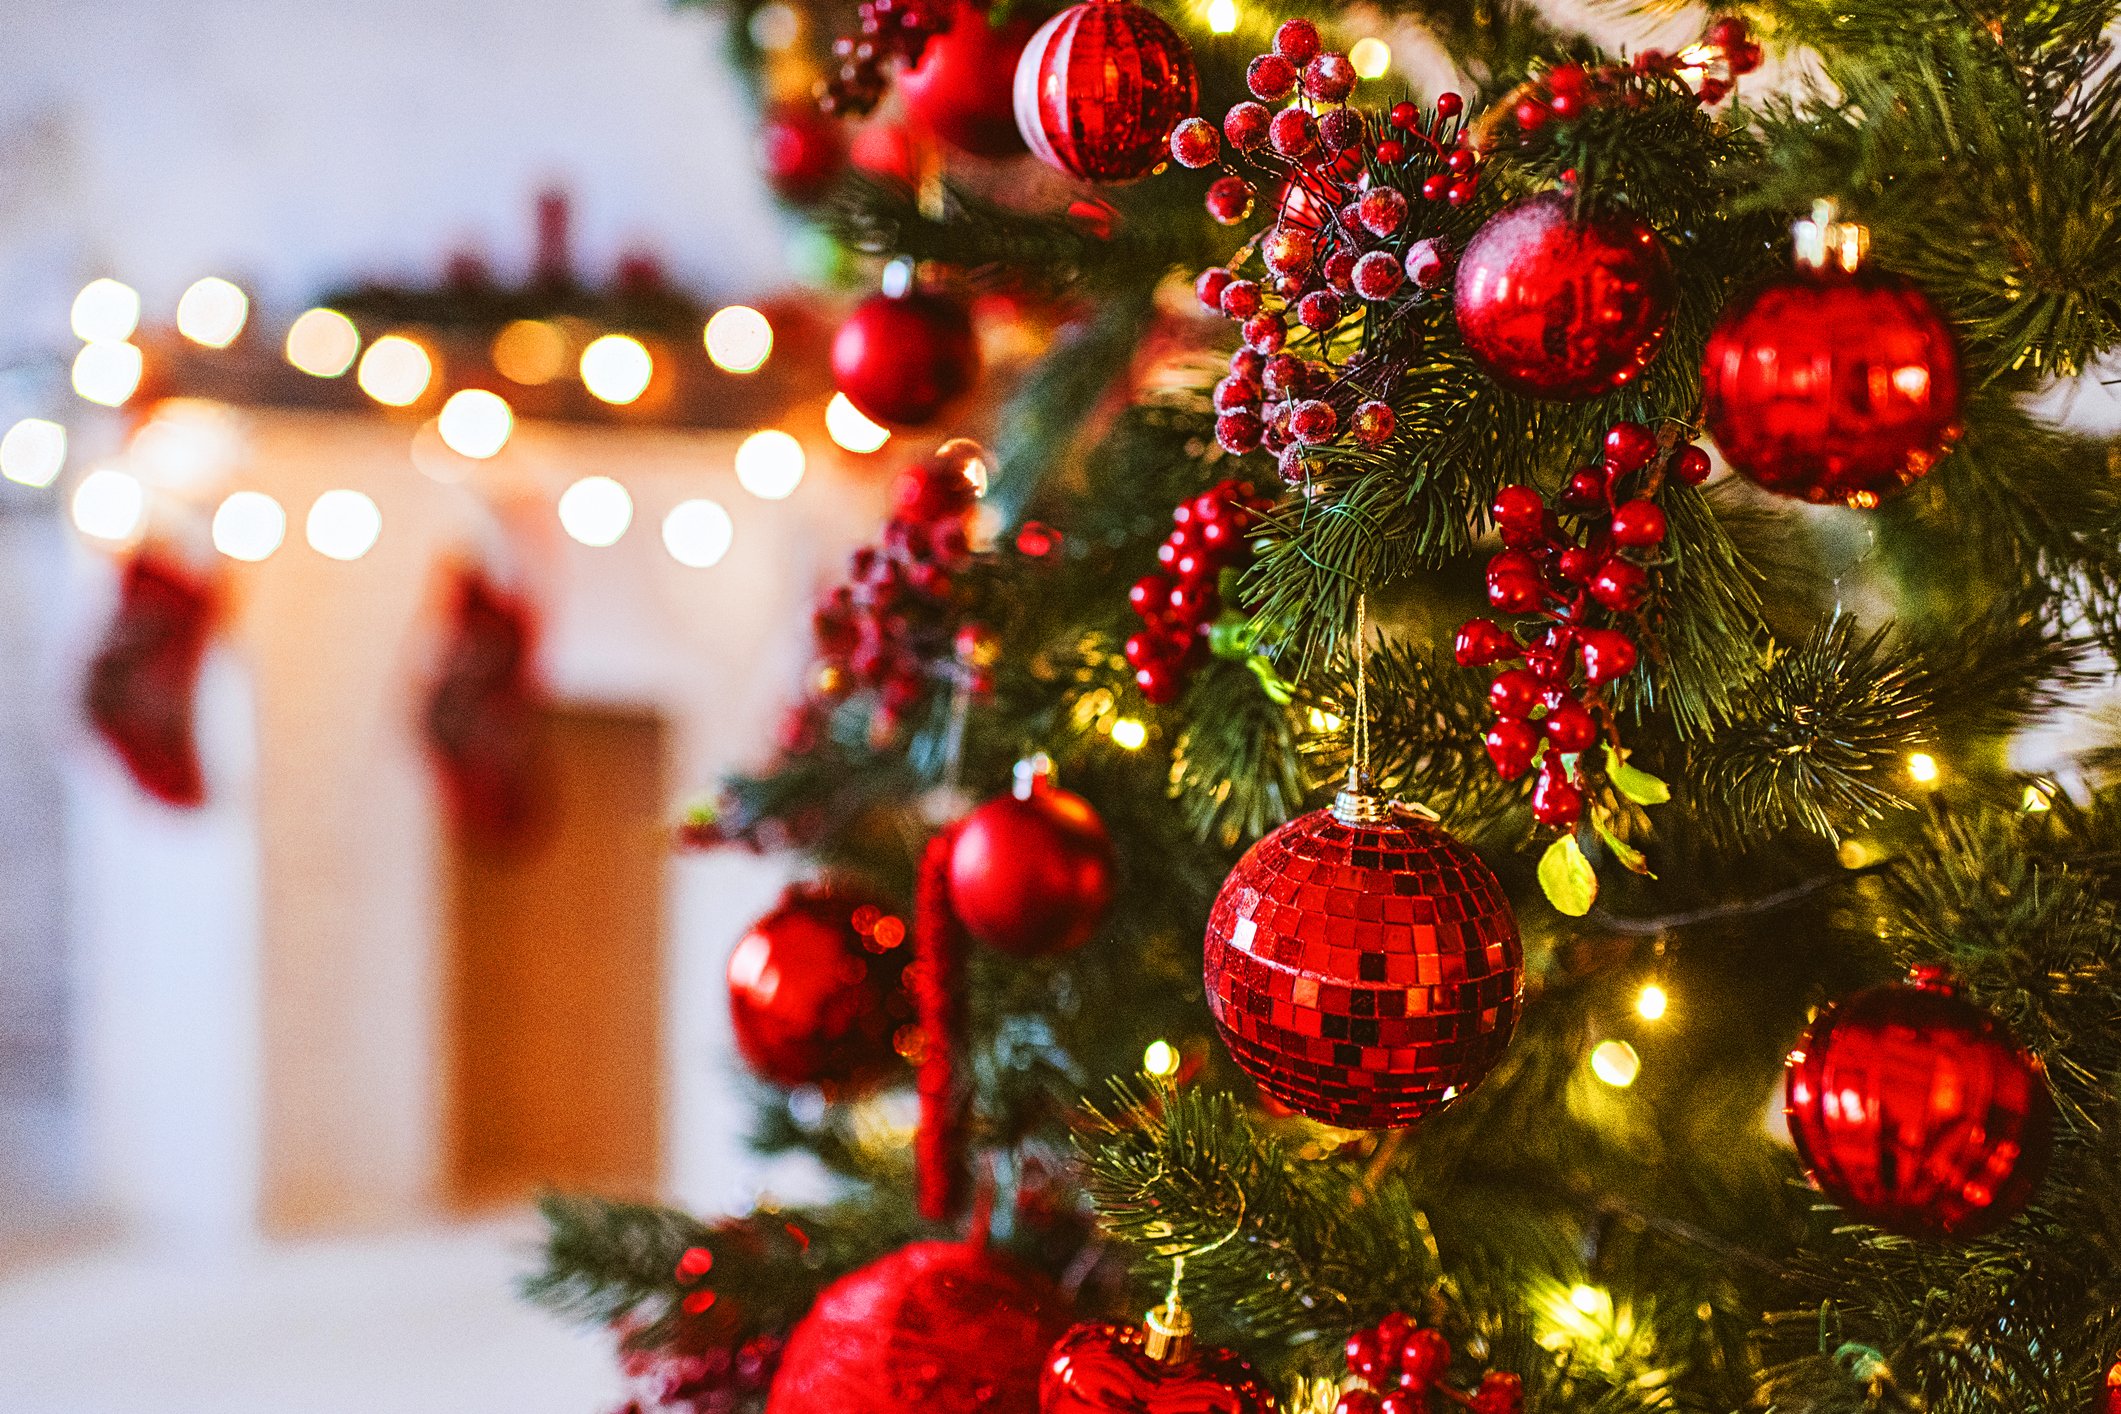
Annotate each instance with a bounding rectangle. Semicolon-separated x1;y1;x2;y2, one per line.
1303;52;1357;103
1216;409;1265;454
1206;175;1255;225
1542;696;1597;752
1015;0;1200;183
1603;421;1659;477
1283;399;1331;444
1352;400;1396;447
1273;16;1321;64
1268;106;1319;159
1242;313;1286;353
1610;499;1666;548
1169;116;1220;168
1492;484;1544;530
1219;279;1263;319
1213;374;1261;411
1319;107;1365;153
833;291;979;426
1223;101;1270;150
1247;52;1298;100
1484;718;1540;779
900;7;1038;157
1531;764;1583;828
1578;629;1638;683
1323;249;1358;292
1229;347;1265;380
1297;290;1345;331
1471;1372;1525;1414
1403;239;1450;289
1195;267;1234;313
728;884;909;1091
1588;557;1649;613
1356;188;1408;238
949;774;1115;956
1454;193;1676;400
1260;354;1306;398
1263;224;1317;277
1455;618;1518;666
1352;250;1404;300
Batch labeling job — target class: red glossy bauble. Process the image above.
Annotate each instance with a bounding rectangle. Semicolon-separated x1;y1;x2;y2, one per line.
767;1241;1072;1414
727;884;909;1090
1784;968;2053;1240
1204;793;1524;1129
1013;0;1199;183
1041;1321;1277;1414
761;102;845;202
948;772;1116;955
832;291;980;426
1702;267;1963;508
901;4;1037;157
1453;193;1675;400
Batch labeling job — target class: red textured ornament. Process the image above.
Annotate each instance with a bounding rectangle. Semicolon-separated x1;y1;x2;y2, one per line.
1013;0;1199;183
1204;790;1524;1129
727;883;909;1090
767;1241;1072;1414
901;5;1037;157
1784;968;2054;1240
832;290;979;426
1703;266;1963;508
1041;1312;1277;1414
1453;193;1675;400
948;760;1116;955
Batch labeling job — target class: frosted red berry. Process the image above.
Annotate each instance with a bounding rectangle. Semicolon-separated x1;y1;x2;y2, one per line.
1273;17;1321;64
1268;106;1319;159
1403;238;1450;288
1352;250;1404;299
1241;312;1286;353
1219;278;1263;319
1358;188;1408;237
1263;225;1317;276
1290;399;1338;444
1352;400;1396;447
1297;289;1344;331
1247;53;1298;100
1224;101;1271;151
1195;267;1233;312
1213;374;1261;411
1170;117;1220;168
1206;176;1254;225
1215;410;1264;453
1303;52;1357;103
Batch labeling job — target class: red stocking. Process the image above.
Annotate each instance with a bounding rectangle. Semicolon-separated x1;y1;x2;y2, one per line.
85;550;217;807
424;567;543;841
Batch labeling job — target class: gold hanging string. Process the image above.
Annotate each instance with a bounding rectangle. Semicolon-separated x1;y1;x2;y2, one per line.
1352;593;1369;789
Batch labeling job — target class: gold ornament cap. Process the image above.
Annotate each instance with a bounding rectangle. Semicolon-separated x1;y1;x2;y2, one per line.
1142;1299;1195;1364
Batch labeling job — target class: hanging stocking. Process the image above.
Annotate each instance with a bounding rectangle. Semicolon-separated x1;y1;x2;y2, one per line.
424;566;544;842
84;549;217;807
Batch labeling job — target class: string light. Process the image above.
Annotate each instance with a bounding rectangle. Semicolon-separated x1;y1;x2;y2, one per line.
491;319;568;385
211;490;287;562
357;335;435;407
580;334;653;404
735;429;806;500
1142;1040;1180;1077
558;476;633;547
1349;37;1391;78
286;308;361;377
1590;1039;1641;1088
435;388;514;459
704;306;774;373
1;419;67;488
662;497;735;568
175;278;249;348
1110;717;1148;750
72;342;144;406
1569;1284;1604;1316
71;279;141;343
71;468;147;542
1635;984;1668;1021
1205;0;1238;33
1907;751;1940;786
305;489;383;561
824;393;891;453
2023;782;2053;813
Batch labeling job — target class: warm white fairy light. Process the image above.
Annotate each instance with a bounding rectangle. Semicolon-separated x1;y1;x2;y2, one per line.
1349;37;1391;78
357;335;434;407
1110;717;1148;750
1569;1284;1604;1315
558;476;634;547
735;429;806;500
1590;1039;1640;1088
1205;0;1238;33
71;279;141;343
704;305;774;374
72;342;144;407
1636;984;1668;1021
2023;782;2053;813
71;467;147;542
211;490;287;562
491;319;568;385
305;489;382;561
1908;751;1940;785
580;334;654;405
662;498;734;568
286;308;361;377
436;388;514;459
175;277;249;348
1142;1040;1180;1077
1;419;67;488
825;393;891;453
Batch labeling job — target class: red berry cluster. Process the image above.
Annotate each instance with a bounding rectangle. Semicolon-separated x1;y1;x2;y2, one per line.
1502;15;1762;136
1455;422;1707;829
811;440;987;740
816;0;952;117
1336;1312;1525;1414
1170;19;1480;480
1123;479;1271;704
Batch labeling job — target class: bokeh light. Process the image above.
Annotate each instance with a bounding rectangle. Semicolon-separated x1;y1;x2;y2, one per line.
211;490;287;562
127;400;246;491
1349;37;1391;79
305;489;383;561
1636;984;1668;1021
1142;1039;1180;1077
580;334;654;405
735;429;805;500
71;467;147;542
357;335;435;407
748;1;800;50
1908;751;1940;785
705;305;775;374
558;476;634;547
1;419;67;488
436;388;515;459
662;497;735;568
175;277;250;348
492;319;568;385
825;393;891;454
286;308;361;377
1590;1039;1641;1088
71;279;141;343
1111;717;1148;750
1205;0;1238;33
72;342;144;407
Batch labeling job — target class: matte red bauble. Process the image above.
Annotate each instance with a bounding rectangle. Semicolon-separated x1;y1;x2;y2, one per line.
767;1241;1072;1414
832;291;979;426
1703;267;1963;507
949;764;1115;955
1013;0;1199;183
727;883;909;1090
1784;967;2054;1240
1204;789;1524;1129
901;5;1037;157
1453;193;1675;400
1041;1312;1277;1414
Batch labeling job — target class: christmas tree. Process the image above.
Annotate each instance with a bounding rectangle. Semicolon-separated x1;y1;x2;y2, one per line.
526;2;2121;1410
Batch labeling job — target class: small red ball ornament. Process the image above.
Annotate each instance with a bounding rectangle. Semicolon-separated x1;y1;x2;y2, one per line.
727;884;909;1090
1014;0;1199;183
948;758;1116;955
1702;221;1963;507
767;1241;1072;1414
1041;1302;1277;1414
1784;967;2054;1240
1453;193;1675;400
832;289;980;426
900;5;1037;157
761;101;845;201
1205;787;1524;1129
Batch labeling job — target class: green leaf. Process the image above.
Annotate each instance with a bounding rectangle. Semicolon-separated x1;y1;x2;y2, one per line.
1246;655;1295;704
1593;817;1656;878
1539;835;1598;917
1605;744;1671;806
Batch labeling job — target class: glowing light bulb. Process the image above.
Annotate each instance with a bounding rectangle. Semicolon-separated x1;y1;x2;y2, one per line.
2023;783;2053;813
735;429;805;500
357;335;434;407
305;489;382;561
1908;751;1940;785
704;306;774;373
1;419;67;488
1111;717;1147;750
72;342;144;407
436;388;514;459
558;476;633;547
211;490;287;562
491;319;568;385
1349;37;1391;78
1636;984;1668;1021
579;334;653;404
825;393;891;454
71;279;141;342
286;308;361;377
1143;1040;1180;1077
662;497;734;568
1590;1039;1640;1088
1205;0;1238;33
1569;1284;1604;1315
175;278;249;348
71;468;146;542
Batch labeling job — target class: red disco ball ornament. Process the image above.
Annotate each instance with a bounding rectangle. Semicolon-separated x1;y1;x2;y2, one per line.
1204;788;1524;1129
767;1241;1072;1414
1453;192;1675;400
1784;967;2054;1240
727;884;910;1090
948;758;1115;956
832;290;979;426
1703;265;1963;508
901;4;1037;157
1013;0;1199;183
1041;1305;1276;1414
